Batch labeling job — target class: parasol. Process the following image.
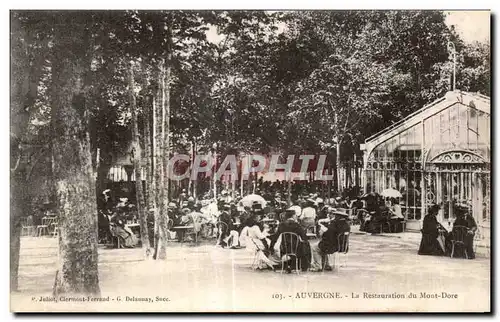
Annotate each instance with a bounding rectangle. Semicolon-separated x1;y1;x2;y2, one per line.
288;205;302;216
239;194;267;208
381;188;403;198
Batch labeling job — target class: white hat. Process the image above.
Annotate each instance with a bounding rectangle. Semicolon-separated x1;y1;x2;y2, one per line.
316;198;324;204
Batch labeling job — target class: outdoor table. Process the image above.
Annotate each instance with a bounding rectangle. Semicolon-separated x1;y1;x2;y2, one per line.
172;225;195;243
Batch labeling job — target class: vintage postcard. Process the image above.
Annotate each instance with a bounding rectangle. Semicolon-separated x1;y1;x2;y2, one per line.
10;9;490;312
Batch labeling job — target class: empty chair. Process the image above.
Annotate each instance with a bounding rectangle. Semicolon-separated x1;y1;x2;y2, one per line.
216;221;229;245
51;222;59;238
21;216;35;237
36;217;55;237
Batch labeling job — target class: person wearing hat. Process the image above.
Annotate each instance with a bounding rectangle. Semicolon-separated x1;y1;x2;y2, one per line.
298;199;316;231
418;204;447;256
220;190;232;204
446;203;477;259
218;203;240;248
186;196;195;209
251;202;264;220
316;198;327;221
269;207;310;273
334;196;348;209
109;203;138;248
178;189;187;204
310;208;350;272
172;207;194;242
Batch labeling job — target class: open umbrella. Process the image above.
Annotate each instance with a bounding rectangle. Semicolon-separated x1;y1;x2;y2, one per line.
381;188;403;199
288;205;302;216
239;194;267;208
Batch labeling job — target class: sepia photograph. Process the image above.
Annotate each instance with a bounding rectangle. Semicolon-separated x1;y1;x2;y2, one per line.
9;9;491;312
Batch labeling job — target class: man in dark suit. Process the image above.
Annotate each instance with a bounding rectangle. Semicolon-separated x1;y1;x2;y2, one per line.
310;208;351;271
270;209;309;273
218;203;240;248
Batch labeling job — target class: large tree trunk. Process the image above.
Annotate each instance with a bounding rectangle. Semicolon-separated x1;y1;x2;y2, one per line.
10;171;27;292
129;62;151;259
10;15;48;291
144;102;153;209
51;16;100;296
151;93;159;257
154;62;168;260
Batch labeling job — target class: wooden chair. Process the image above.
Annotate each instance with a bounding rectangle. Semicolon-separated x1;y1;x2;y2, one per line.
21;216;35;237
335;231;350;269
305;225;317;239
473;228;489;256
380;221;391;234
51;222;59;238
450;225;470;259
184;226;198;244
322;232;350;271
109;223;121;248
36;217;55;237
250;238;265;270
216;221;229;246
167;219;175;241
280;232;302;274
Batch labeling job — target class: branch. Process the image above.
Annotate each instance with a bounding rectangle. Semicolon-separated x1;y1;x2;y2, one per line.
11;154;21;173
25;147;48;180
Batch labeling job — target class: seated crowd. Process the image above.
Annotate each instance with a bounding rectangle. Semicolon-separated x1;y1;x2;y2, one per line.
95;181;477;270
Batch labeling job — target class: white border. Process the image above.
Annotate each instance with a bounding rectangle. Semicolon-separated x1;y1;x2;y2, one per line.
2;1;497;321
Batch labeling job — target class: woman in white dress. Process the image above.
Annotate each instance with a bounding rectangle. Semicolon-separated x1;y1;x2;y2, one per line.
240;216;281;270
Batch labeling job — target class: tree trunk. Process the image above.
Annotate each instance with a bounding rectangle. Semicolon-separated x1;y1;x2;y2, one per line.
327;166;332;201
10;22;47;291
96;162;111;196
51;17;100;296
212;149;217;199
240;158;244;197
354;153;359;188
129;62;151;259
143;106;153;209
10;172;26;292
287;179;292;206
334;139;341;193
155;60;168;260
160;45;172;256
191;140;197;199
151;93;159;256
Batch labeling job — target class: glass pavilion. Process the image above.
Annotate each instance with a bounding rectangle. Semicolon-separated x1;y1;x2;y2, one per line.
361;91;490;234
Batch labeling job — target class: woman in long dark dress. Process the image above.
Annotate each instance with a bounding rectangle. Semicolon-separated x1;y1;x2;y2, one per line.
110;207;138;248
418;204;446;256
446;204;477;259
